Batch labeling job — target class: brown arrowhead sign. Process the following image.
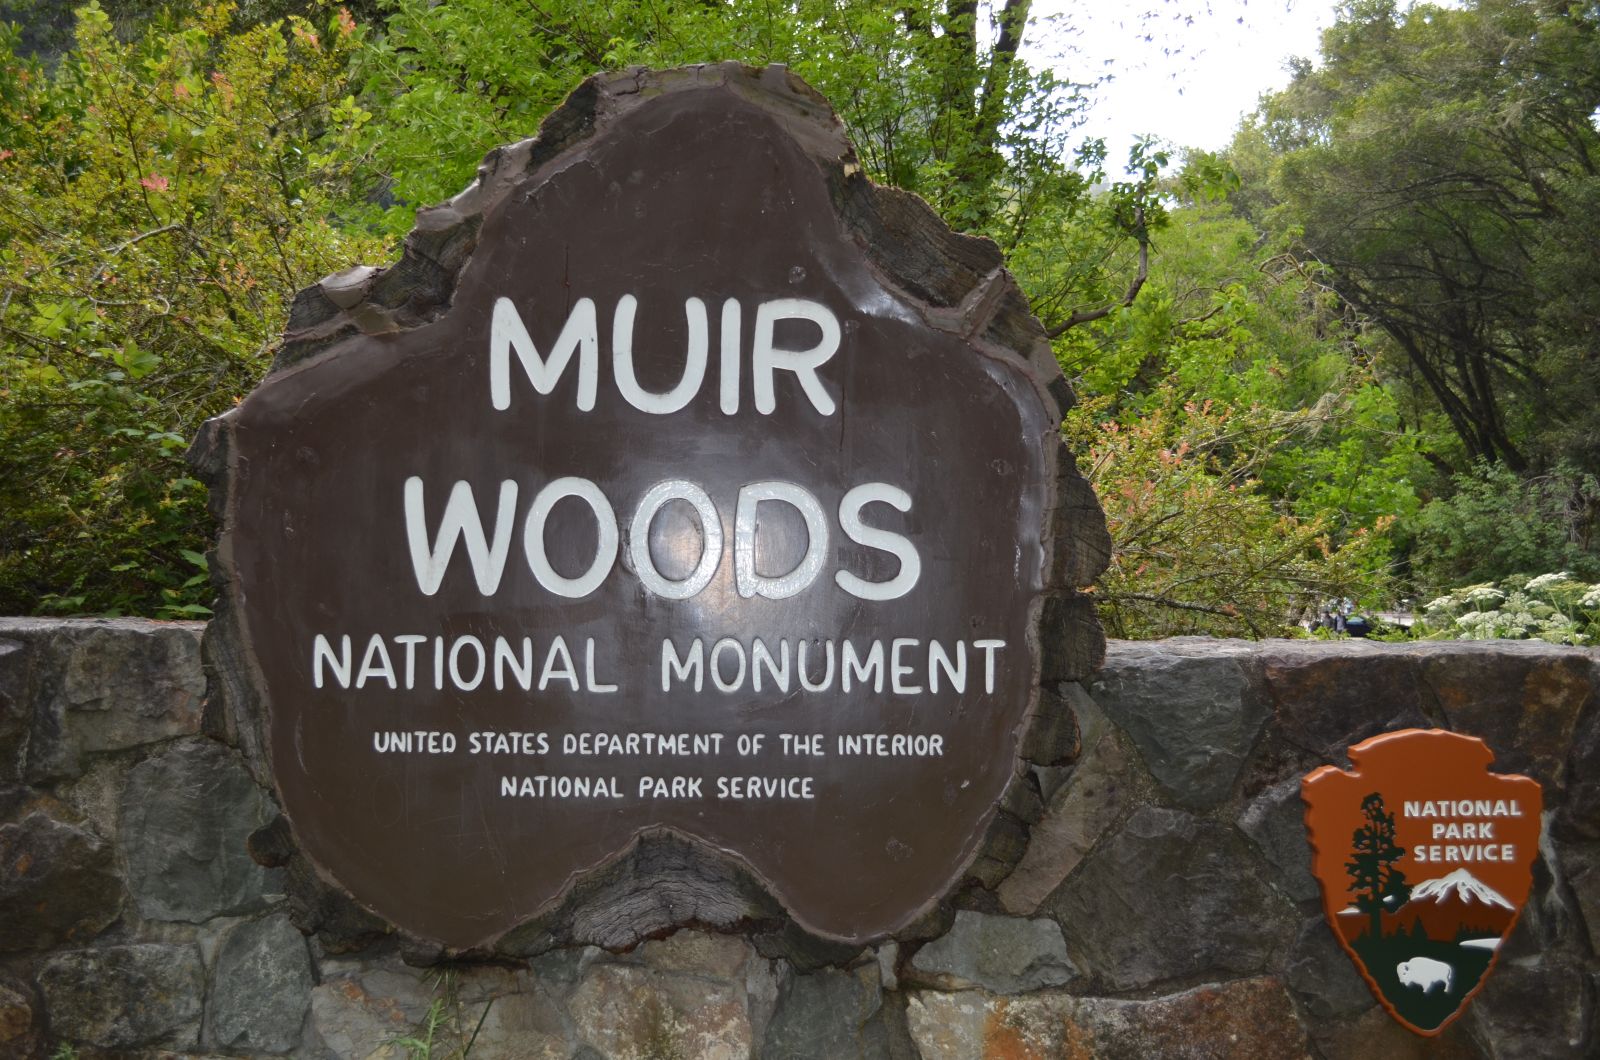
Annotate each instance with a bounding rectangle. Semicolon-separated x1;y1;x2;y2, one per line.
1302;729;1543;1035
197;65;1104;950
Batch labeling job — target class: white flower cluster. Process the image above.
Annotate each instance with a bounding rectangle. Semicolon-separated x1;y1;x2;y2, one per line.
1420;572;1600;645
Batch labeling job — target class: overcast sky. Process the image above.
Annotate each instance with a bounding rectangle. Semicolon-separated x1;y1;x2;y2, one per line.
1026;1;1338;159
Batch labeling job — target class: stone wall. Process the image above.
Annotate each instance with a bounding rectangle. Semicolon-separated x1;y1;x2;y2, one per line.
1;618;1595;1058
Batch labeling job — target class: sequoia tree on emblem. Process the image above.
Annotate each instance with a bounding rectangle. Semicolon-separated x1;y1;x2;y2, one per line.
1302;729;1543;1035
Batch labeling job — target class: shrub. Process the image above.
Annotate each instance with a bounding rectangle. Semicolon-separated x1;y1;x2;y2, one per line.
1067;386;1392;639
1416;572;1599;645
0;3;389;615
1409;461;1600;590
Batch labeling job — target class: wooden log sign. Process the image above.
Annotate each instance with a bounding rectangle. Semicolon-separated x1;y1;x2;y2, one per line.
200;64;1104;950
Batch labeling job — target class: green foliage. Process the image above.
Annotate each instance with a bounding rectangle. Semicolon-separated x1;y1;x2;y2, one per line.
1417;572;1600;645
8;0;1587;634
1067;386;1391;639
0;0;1172;618
0;2;389;615
1239;0;1600;476
385;970;491;1059
1410;462;1600;589
1054;198;1426;540
1052;192;1416;637
1221;0;1600;603
1009;136;1173;337
343;0;1161;328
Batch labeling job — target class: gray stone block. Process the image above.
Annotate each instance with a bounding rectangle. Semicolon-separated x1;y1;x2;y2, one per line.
0;637;29;783
466;991;571;1059
570;961;753;1060
998;686;1130;914
1308;1004;1487;1060
1239;775;1321;903
0;618;205;783
205;912;314;1053
908;910;1077;994
1256;640;1428;757
119;737;274;922
0;977;36;1055
1417;642;1596;789
37;942;203;1050
907;977;1311;1059
1282;915;1375;1021
307;964;436;1059
0;810;121;953
1090;641;1269;808
762;964;906;1060
1048;806;1287;990
1469;953;1590;1059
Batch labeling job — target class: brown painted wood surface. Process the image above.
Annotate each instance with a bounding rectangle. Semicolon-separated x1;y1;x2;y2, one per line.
193;63;1109;955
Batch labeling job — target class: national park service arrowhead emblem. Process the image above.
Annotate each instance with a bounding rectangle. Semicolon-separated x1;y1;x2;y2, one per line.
1302;729;1543;1035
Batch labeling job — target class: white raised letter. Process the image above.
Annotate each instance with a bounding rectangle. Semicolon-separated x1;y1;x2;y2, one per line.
395;634;426;689
494;637;533;691
710;637;748;692
835;482;921;600
489;296;598;411
539;636;579;691
523;477;618;598
356;634;396;689
662;638;705;692
720;298;742;414
313;634;351;689
974;639;1006;694
751;299;839;415
629;479;723;600
929;640;966;694
798;639;836;692
405;478;519;596
449;635;486;691
843;640;885;694
612;295;709;414
735;481;828;599
752;638;791;693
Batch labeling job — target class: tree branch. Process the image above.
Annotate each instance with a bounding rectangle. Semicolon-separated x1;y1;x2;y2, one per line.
1104;592;1237;618
1044;206;1149;337
1105;591;1264;637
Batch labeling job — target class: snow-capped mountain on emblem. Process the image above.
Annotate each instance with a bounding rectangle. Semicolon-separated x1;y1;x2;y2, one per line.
1389;869;1517;943
1303;729;1543;1036
1408;868;1514;910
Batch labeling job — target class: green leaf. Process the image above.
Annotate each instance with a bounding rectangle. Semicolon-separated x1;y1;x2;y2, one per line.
112;342;159;380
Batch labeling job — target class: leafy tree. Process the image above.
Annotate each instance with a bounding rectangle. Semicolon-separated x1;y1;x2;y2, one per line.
1347;791;1410;940
1;0;1440;628
0;3;388;614
1051;192;1427;534
1066;385;1392;638
342;0;1162;331
344;0;1079;233
1240;0;1600;477
1053;189;1416;636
